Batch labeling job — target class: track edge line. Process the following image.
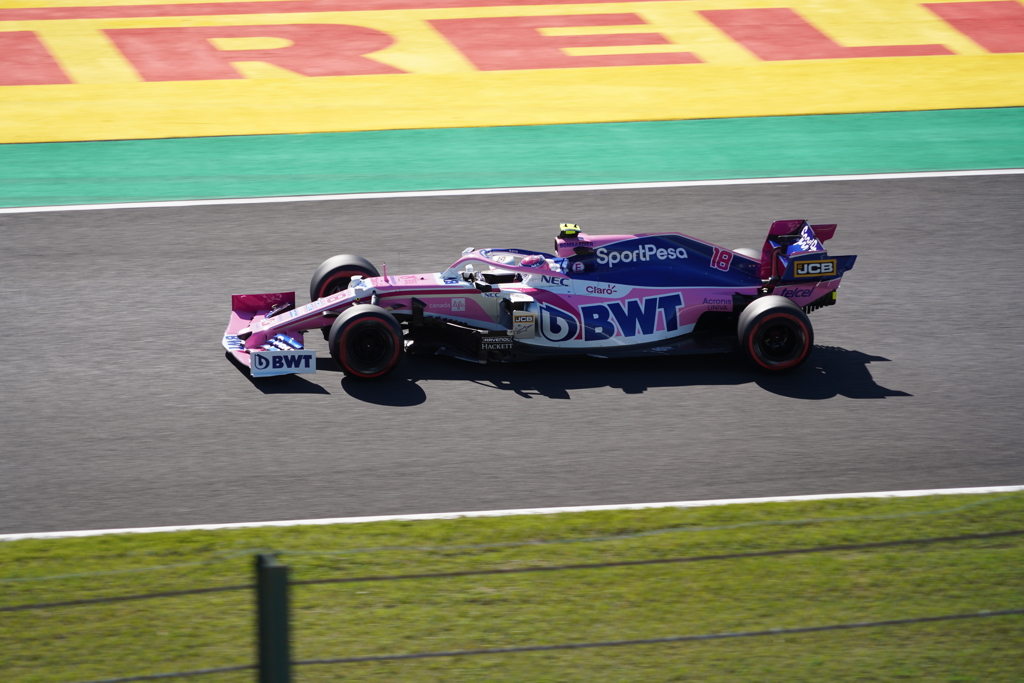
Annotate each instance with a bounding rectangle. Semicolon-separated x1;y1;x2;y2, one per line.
3;169;1023;214
4;485;1022;541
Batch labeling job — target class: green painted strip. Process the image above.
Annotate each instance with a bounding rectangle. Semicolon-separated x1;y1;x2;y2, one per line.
2;108;1023;208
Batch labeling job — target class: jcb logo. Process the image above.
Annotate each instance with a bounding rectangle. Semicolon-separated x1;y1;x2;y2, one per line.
794;259;837;278
513;312;536;339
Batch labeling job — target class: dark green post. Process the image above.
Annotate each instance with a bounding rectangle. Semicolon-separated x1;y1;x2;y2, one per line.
256;554;291;683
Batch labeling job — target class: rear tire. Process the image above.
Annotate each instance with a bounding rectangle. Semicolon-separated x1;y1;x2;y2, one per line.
328;305;403;379
738;295;813;372
309;254;378;302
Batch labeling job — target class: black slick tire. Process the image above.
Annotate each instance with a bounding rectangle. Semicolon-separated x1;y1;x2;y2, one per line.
328;305;403;379
309;255;378;302
737;295;813;372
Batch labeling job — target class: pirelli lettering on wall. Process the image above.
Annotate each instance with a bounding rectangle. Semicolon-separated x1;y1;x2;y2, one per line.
2;0;1024;143
7;1;1023;87
794;259;838;278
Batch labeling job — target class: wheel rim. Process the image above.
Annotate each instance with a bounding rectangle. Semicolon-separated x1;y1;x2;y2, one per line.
758;322;799;361
348;324;393;368
319;274;353;299
747;310;810;370
324;280;349;297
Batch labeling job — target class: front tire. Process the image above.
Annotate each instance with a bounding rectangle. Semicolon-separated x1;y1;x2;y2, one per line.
328;305;403;379
309;254;378;302
738;295;813;372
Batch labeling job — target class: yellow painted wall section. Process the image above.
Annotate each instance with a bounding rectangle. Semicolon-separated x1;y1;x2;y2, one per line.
1;0;1022;142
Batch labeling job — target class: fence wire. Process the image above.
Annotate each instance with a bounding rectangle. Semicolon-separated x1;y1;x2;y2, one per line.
0;583;252;613
290;528;1024;587
5;528;1021;613
6;492;1018;584
65;608;1024;683
66;663;254;683
278;492;1021;558
293;608;1024;666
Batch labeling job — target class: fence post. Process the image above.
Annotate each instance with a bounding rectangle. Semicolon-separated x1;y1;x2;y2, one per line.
256;553;291;683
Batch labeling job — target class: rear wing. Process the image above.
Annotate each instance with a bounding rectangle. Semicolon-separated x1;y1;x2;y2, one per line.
759;219;856;283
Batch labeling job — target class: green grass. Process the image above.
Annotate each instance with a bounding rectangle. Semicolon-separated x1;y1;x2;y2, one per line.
2;494;1023;682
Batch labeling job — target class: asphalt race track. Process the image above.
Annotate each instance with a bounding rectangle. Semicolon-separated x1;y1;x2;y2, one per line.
2;175;1022;534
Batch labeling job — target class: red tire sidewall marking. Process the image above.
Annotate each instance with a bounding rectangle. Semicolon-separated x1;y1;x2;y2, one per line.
316;268;376;299
337;315;401;379
315;269;355;299
747;311;810;370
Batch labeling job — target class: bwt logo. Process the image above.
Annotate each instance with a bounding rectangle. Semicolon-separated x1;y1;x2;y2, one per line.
581;294;684;341
254;353;314;370
794;259;837;278
539;303;579;342
595;243;687;266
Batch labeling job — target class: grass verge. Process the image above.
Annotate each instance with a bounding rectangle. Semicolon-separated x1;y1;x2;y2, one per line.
2;493;1023;682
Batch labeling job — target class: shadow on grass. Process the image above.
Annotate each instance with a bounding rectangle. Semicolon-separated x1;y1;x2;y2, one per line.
336;345;911;406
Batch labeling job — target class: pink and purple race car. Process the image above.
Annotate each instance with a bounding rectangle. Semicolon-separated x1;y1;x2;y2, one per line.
223;220;856;379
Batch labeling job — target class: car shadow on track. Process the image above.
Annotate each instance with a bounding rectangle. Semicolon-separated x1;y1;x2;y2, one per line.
336;346;911;406
225;352;332;395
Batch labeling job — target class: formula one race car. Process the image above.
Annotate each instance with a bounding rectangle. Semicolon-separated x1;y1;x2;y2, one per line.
223;221;856;379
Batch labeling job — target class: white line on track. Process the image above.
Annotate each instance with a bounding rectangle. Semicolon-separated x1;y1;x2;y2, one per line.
3;168;1023;214
3;485;1021;541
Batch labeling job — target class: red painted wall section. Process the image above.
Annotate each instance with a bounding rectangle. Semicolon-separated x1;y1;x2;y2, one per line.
0;0;693;22
700;7;952;60
428;14;700;70
926;1;1024;53
0;0;695;22
0;31;73;85
104;24;404;81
